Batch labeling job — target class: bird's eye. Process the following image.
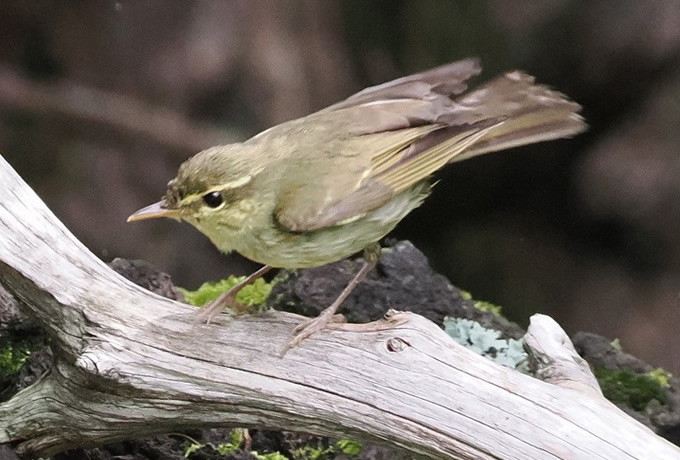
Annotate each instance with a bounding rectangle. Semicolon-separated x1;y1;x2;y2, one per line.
202;191;224;208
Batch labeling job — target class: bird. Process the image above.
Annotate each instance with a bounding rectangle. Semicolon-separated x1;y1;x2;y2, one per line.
128;58;586;352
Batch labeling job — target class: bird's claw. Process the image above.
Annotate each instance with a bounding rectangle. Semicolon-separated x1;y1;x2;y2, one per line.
280;311;346;355
192;290;248;327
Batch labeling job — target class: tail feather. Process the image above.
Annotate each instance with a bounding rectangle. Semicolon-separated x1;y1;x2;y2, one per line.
446;71;586;162
452;111;585;162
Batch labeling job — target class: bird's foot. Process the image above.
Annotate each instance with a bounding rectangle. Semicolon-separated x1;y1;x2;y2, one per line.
193;288;249;326
280;246;380;355
281;309;346;355
192;265;273;327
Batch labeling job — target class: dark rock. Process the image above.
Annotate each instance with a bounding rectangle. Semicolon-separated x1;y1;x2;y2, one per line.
573;332;653;373
0;444;20;460
573;331;680;444
108;258;182;301
0;284;46;403
269;240;524;339
0;284;26;330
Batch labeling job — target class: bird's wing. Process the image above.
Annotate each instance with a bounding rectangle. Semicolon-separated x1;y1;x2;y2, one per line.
323;58;481;112
274;59;585;232
274;122;494;233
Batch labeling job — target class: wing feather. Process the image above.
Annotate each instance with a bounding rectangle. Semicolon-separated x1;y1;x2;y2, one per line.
274;60;585;232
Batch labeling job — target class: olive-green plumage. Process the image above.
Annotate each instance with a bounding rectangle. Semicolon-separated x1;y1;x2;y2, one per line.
131;58;585;272
129;58;586;347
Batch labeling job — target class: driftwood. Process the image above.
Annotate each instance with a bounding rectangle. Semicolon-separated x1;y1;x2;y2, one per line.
0;154;678;460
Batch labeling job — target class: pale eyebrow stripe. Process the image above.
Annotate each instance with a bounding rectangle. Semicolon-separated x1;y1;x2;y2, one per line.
178;167;263;206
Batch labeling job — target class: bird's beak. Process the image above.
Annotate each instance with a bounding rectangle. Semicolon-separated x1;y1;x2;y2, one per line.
127;201;181;222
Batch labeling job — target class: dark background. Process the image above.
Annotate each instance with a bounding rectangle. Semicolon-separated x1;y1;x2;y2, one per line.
1;1;679;374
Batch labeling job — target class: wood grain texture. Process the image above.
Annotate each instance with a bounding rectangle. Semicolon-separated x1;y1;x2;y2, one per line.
0;154;677;459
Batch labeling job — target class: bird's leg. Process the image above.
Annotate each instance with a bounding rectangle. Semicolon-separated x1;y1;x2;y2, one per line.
241;428;252;451
281;243;381;354
194;265;273;325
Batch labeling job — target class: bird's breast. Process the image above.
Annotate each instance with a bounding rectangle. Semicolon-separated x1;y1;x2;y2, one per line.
222;183;430;269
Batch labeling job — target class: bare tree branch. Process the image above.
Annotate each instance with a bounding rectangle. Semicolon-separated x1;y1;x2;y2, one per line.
0;153;678;459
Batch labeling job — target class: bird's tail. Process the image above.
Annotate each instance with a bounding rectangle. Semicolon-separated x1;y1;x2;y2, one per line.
444;70;586;163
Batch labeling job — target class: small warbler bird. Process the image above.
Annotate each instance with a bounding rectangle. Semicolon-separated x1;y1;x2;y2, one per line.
128;58;585;351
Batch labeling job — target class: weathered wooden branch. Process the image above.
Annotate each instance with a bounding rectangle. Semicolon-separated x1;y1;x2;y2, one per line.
0;154;678;459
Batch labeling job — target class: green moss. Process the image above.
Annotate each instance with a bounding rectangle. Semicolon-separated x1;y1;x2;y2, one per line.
182;431;358;459
473;300;502;316
459;289;472;300
288;438;362;459
183;441;203;458
253;452;289;460
183;429;289;459
648;368;672;388
292;444;334;460
458;290;502;315
595;368;667;411
215;429;244;455
177;276;273;311
335;439;361;456
0;342;32;378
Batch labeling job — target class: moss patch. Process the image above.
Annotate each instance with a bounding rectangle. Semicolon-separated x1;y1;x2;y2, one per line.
473;299;503;316
177;276;273;311
647;368;672;388
595;368;667;411
0;342;31;377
